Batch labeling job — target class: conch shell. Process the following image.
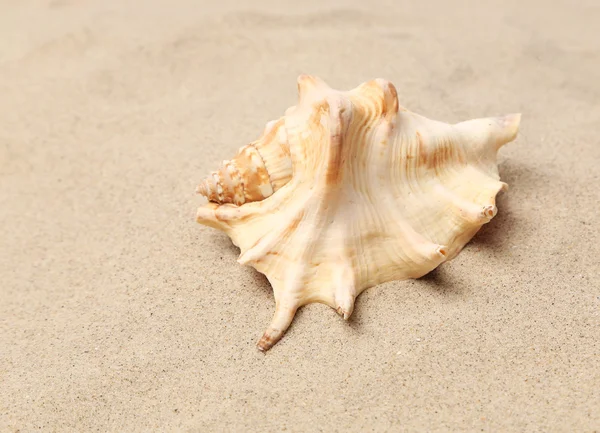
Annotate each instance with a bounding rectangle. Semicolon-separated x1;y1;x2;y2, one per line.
196;75;521;351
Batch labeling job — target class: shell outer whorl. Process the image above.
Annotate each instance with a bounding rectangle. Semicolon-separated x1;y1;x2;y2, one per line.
195;75;522;351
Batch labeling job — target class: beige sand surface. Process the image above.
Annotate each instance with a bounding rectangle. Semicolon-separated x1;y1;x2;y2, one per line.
1;0;599;431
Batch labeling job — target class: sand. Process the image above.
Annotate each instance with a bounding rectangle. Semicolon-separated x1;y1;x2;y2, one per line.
1;0;599;431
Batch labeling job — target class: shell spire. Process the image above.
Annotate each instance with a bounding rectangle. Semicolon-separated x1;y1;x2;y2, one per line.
196;118;292;206
195;75;522;351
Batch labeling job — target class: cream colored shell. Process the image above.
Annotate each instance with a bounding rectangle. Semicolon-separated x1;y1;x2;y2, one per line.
196;75;521;351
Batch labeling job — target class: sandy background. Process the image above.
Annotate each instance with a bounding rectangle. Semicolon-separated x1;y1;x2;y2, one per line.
1;0;599;431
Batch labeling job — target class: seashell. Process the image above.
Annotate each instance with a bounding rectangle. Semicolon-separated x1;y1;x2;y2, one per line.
196;75;521;351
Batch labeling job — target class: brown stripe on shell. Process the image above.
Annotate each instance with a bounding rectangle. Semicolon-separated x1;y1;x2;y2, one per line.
235;144;273;203
417;131;467;172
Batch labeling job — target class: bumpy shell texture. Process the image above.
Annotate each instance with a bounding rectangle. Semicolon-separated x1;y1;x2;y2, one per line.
196;75;521;351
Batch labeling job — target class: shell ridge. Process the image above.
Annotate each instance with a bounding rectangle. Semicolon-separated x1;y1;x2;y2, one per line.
248;142;275;193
